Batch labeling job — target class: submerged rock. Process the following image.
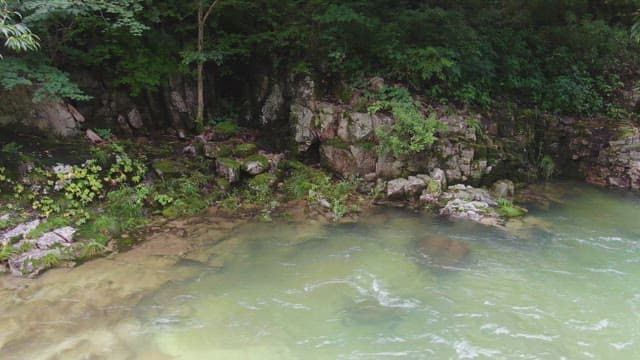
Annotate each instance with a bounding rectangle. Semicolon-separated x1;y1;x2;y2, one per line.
342;299;404;326
415;235;470;268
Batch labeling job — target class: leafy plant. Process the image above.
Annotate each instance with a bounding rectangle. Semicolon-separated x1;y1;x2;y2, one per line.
539;155;555;180
94;128;113;140
497;198;526;218
371;101;445;157
1;142;22;154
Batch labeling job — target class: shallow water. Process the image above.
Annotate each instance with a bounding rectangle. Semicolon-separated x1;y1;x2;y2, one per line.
1;182;640;359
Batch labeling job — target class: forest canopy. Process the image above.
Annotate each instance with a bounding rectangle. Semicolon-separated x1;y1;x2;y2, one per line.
1;0;640;117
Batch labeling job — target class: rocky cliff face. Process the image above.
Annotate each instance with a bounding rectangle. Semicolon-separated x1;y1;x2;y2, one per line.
290;79;506;185
289;78;640;194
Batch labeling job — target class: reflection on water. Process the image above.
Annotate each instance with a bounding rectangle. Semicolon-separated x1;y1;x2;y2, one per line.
1;182;640;359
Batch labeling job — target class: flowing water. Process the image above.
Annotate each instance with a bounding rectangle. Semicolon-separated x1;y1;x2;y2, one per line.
1;182;640;359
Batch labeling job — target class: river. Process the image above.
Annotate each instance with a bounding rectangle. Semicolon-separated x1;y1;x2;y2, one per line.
1;182;639;359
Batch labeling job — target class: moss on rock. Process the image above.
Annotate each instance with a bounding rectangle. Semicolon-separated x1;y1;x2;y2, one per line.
233;143;258;157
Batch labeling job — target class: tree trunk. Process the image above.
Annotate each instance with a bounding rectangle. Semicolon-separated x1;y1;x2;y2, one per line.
196;3;205;130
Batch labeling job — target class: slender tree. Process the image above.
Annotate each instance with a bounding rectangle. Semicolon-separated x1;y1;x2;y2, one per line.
195;0;220;130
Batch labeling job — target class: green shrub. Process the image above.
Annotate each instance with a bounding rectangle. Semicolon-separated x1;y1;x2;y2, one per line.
371;101;445;157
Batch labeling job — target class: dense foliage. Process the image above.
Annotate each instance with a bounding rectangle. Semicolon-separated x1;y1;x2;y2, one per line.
1;0;640;116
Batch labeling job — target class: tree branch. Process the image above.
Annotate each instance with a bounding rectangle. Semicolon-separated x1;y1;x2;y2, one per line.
202;0;219;23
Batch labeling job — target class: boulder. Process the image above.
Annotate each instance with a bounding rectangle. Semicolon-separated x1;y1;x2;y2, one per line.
127;107;144;129
320;144;353;176
439;185;503;226
376;153;404;179
348;112;374;141
386;178;408;200
243;155;269;176
349;145;377;175
216;158;241;184
320;144;376;176
404;176;426;197
35;102;84;137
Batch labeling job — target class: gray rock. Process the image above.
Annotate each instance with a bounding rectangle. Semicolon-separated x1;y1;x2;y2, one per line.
86;129;103;144
127;107;144;129
376;153;404;179
386;178;408;200
348;112;374;141
216;159;241;184
8;248;61;277
244;160;267;176
34;226;75;249
349;145;377;175
405;176;426;197
439;185;503;226
291;103;316;152
35;102;83;137
1;219;40;244
320;144;353;176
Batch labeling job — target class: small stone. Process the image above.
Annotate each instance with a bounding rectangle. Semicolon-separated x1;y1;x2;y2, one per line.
183;145;196;156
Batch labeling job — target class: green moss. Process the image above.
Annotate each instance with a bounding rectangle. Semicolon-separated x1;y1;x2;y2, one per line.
233;143;258;157
325;137;349;149
217;157;241;170
162;197;209;219
204;143;233;158
214;121;240;138
26;216;70;239
248;173;277;191
215;177;231;191
244;155;269;169
152;159;184;176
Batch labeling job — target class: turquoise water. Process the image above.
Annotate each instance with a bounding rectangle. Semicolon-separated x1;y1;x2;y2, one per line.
1;183;640;359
